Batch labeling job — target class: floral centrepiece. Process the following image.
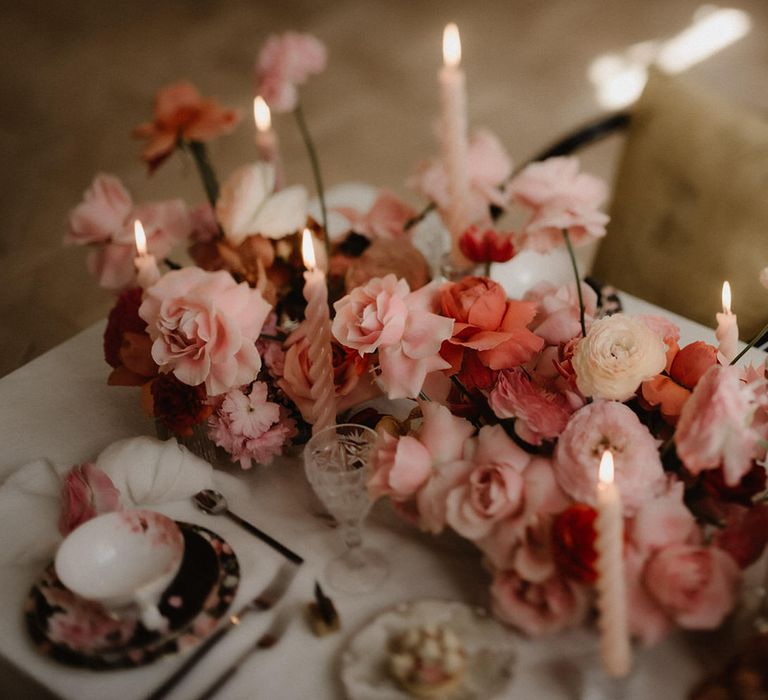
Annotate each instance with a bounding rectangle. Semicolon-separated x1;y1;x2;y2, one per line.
66;29;768;649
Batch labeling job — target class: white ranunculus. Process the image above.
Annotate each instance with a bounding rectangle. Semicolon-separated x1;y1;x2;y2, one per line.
572;314;666;401
216;162;308;244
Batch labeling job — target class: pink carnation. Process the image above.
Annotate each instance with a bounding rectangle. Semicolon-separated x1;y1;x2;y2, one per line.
208;383;296;468
139;268;272;395
59;463;121;535
524;281;598;345
489;368;575;445
256;32;327;113
490;568;588;636
675;365;763;486
509;156;608;253
553;400;664;514
332;275;454;399
66;174;191;290
410;129;513;226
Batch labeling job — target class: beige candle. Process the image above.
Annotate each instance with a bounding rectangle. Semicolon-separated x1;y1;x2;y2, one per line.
254;96;283;189
439;22;472;269
595;449;631;678
715;281;739;363
301;228;336;434
133;220;160;289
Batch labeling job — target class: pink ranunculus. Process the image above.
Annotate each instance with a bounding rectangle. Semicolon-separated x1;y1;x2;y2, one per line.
643;544;741;630
334;190;417;240
66;174;191;290
208;383;296;468
524;281;598;345
332;275;454;399
675;365;762;486
410;129;513;225
489;368;575;445
509;156;608;253
572;314;667;401
139;268;272;395
59;463;121;535
445;425;528;540
554;400;664;514
629;478;697;553
490;568;588;636
255;32;327;113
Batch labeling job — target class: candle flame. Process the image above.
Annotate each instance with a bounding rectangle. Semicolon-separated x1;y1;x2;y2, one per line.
599;449;614;484
134;220;147;256
253;96;271;132
443;22;461;68
722;280;732;314
301;228;316;271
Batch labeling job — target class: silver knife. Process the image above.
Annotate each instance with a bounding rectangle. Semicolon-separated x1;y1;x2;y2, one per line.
145;561;299;700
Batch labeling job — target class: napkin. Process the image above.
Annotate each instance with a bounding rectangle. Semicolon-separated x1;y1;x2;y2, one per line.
0;436;213;566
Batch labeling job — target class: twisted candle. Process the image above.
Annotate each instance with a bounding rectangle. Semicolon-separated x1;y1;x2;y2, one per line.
595;450;631;678
301;229;336;434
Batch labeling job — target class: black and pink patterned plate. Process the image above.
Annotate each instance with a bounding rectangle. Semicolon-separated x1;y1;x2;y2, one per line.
25;521;240;670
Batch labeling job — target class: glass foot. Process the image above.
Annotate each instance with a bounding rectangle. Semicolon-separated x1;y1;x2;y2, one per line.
324;547;389;594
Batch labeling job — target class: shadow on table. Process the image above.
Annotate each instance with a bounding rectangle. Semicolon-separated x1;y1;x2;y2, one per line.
0;655;60;700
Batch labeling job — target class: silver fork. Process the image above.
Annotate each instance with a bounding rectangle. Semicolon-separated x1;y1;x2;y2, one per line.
144;561;299;700
195;602;298;700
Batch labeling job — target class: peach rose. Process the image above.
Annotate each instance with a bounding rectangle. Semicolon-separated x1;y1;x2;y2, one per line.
139;268;272;395
643;544;740;630
573;314;666;401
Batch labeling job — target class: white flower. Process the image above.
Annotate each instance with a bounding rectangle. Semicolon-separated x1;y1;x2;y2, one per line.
216;162;308;244
572;314;666;401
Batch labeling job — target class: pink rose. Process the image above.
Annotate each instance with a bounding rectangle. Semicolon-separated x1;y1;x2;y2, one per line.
625;547;674;645
489;368;576;445
490;568;588;636
66;174;190;290
332;275;454;399
675;365;763;486
573;314;667;401
524;281;598;345
59;463;121;535
368;433;433;502
554;401;664;514
643;544;740;630
445;425;527;540
139;268;272;395
411;129;513;226
509;156;609;253
629;478;696;553
255;32;327;113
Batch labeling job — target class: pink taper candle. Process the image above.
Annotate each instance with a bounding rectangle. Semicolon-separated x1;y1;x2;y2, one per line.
716;281;739;363
253;96;283;189
439;23;472;268
595;450;631;678
133;220;160;289
301;228;336;434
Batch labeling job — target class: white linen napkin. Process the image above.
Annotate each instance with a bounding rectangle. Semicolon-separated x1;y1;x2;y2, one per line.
0;436;213;566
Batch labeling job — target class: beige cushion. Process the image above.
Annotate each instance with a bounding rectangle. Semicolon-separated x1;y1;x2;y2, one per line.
593;68;768;339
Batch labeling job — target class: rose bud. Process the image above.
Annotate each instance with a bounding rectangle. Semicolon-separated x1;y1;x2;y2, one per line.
670;341;718;390
459;226;516;264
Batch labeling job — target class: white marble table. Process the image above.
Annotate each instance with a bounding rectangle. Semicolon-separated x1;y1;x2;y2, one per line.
0;293;764;700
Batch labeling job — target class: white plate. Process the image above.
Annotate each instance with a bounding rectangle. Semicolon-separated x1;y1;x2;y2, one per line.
340;599;517;700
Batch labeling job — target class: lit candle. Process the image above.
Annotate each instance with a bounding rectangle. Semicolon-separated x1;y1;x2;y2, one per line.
301;228;336;433
716;281;739;363
253;96;282;188
439;22;472;268
594;450;631;678
133;220;160;289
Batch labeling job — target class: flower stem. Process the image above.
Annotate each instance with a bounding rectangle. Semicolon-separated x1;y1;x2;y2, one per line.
730;319;768;366
404;202;436;231
294;103;330;258
562;229;587;337
186;141;220;209
163;257;182;270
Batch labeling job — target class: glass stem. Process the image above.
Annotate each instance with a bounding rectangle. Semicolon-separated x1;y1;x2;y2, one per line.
562;229;587;337
341;522;364;565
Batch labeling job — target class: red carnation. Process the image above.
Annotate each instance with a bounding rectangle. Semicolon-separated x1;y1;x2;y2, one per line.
552;504;598;583
149;373;212;437
104;287;147;368
459;226;516;264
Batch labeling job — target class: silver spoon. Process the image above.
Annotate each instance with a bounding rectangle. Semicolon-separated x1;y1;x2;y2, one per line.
192;489;303;565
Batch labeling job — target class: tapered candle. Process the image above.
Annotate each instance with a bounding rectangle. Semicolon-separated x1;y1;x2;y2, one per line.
439;22;472;268
595;450;631;678
133;220;160;289
716;281;739;363
253;96;282;187
301;228;336;433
